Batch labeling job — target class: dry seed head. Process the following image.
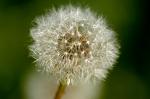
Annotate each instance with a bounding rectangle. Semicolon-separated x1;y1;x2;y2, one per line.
29;5;119;85
57;32;91;61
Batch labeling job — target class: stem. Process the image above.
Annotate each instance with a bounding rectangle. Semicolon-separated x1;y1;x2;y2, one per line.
54;82;67;99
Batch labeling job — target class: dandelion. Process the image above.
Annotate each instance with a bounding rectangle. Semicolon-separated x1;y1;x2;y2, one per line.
29;5;119;99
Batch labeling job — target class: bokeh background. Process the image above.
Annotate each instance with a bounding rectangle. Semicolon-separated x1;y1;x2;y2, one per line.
0;0;149;99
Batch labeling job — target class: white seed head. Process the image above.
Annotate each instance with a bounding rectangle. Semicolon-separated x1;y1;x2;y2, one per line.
29;5;119;85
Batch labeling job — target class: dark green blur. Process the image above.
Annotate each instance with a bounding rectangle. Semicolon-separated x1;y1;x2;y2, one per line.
0;0;149;99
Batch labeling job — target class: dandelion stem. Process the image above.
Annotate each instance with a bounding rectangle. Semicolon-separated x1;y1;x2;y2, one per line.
54;82;67;99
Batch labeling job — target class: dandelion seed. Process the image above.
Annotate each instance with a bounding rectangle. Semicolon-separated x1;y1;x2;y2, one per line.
29;5;119;86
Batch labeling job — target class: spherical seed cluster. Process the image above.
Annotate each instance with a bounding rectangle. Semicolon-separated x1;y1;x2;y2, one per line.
29;5;119;85
57;31;91;63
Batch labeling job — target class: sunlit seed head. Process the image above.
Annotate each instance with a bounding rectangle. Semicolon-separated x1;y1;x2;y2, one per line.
29;5;119;85
57;31;91;61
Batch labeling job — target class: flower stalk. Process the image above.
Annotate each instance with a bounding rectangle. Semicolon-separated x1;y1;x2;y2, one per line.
54;82;67;99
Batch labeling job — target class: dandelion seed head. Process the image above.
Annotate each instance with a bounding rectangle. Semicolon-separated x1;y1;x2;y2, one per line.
30;5;119;85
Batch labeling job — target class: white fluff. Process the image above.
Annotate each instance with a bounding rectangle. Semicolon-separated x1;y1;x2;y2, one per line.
29;5;119;85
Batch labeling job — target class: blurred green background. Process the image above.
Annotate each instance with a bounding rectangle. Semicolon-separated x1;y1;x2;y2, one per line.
0;0;149;99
